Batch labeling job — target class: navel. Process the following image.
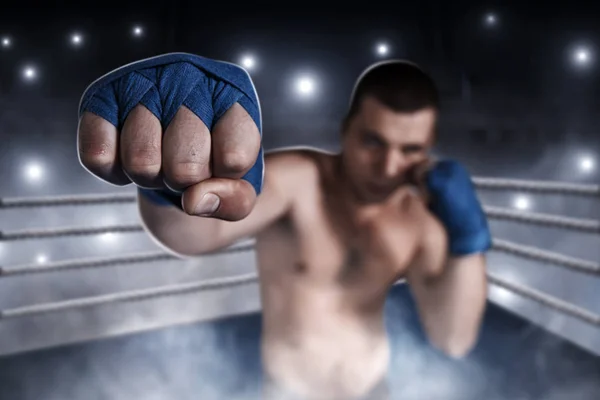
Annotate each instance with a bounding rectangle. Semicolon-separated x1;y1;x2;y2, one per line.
294;261;307;274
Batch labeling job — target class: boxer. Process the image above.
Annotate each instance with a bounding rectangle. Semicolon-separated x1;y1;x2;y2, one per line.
77;53;491;399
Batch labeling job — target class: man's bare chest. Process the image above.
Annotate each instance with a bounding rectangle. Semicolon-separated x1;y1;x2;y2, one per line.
257;188;422;292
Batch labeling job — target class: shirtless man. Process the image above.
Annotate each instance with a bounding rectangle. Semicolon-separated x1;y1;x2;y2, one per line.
77;53;491;399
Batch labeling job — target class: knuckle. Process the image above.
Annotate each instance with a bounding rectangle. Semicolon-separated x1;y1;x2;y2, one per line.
78;112;119;173
220;149;256;175
167;161;208;185
122;143;161;173
78;140;116;170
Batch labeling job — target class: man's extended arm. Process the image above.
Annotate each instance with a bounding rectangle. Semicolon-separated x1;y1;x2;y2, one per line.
139;150;308;256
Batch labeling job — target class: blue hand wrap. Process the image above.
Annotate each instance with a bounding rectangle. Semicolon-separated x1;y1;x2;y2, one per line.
78;52;264;208
426;160;492;256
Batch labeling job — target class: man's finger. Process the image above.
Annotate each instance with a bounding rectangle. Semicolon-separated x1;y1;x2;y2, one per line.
162;106;212;191
77;112;130;185
120;105;163;188
211;103;261;179
181;178;257;221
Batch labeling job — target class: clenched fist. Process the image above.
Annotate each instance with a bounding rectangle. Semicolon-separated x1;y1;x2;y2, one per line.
77;53;264;221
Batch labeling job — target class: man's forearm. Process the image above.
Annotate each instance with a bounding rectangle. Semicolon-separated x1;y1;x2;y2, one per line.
137;192;224;256
412;253;488;358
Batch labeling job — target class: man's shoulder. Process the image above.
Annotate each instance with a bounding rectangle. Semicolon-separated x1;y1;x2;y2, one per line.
265;145;336;162
265;146;336;183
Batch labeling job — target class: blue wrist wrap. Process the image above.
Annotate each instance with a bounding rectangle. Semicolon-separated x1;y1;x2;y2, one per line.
426;160;492;256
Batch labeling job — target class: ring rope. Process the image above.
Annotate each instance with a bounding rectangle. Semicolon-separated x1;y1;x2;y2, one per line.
0;251;172;276
472;178;599;196
0;193;136;209
487;273;600;326
0;272;259;320
0;270;597;326
484;206;599;233
1;239;596;278
0;244;256;277
2;207;597;242
492;239;599;275
0;178;597;209
0;224;145;241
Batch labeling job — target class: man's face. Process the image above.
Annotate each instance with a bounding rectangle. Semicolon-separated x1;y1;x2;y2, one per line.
341;96;436;203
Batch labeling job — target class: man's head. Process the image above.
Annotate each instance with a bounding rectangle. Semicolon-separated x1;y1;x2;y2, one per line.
340;60;439;203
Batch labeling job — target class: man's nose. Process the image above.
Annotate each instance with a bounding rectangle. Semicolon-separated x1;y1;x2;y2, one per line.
381;150;409;178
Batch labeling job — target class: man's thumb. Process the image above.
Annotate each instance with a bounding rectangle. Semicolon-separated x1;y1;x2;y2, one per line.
182;178;257;221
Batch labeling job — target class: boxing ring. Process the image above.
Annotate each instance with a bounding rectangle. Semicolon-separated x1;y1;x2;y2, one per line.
0;177;598;399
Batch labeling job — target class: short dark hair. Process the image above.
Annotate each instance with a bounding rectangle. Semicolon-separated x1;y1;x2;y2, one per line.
344;60;439;126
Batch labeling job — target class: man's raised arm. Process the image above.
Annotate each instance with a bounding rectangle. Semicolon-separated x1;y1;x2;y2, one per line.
407;222;488;358
407;159;492;358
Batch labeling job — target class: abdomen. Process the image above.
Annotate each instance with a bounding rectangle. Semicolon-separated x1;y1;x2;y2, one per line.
255;225;390;399
260;300;390;399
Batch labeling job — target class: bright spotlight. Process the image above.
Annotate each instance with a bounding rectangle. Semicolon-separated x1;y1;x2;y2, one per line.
71;33;83;46
240;55;256;70
36;254;48;264
572;46;592;67
295;76;316;97
24;162;43;182
133;26;143;37
2;36;11;48
578;155;595;173
22;65;37;81
513;195;531;211
376;43;389;56
485;13;497;26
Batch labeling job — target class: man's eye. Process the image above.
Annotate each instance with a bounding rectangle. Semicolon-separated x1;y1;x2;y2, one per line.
403;145;423;154
362;135;383;147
